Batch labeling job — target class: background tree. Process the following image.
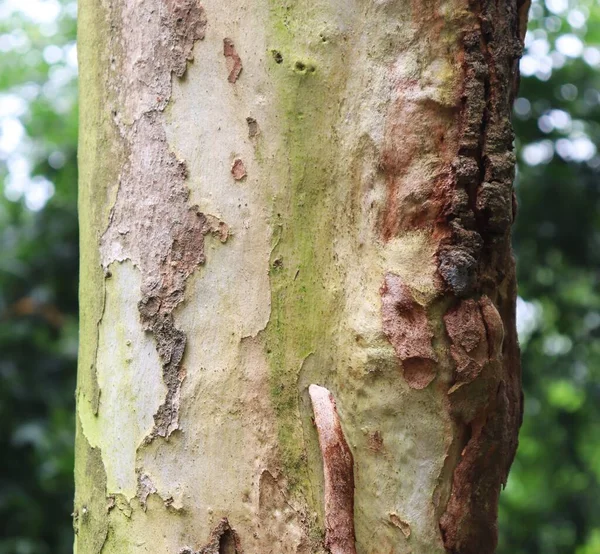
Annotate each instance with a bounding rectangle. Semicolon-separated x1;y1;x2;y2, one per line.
500;1;600;552
0;0;598;553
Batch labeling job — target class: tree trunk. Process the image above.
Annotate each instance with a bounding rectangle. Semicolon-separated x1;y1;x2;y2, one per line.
74;0;527;553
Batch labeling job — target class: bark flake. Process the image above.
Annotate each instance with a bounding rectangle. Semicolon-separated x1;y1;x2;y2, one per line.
231;158;247;181
223;38;243;83
246;117;259;138
380;272;437;389
388;513;411;539
136;472;158;510
309;385;356;554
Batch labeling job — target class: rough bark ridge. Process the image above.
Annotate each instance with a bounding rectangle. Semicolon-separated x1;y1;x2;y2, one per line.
435;1;525;552
376;0;525;552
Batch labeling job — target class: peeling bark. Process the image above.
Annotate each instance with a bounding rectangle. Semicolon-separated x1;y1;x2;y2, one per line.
136;472;157;510
380;273;437;390
309;385;356;554
99;1;229;442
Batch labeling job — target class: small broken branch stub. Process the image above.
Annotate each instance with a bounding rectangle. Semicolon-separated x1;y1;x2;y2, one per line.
309;384;357;554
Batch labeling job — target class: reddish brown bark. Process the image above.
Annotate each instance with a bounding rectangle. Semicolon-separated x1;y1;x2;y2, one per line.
380;273;437;389
378;1;526;552
309;385;356;554
223;38;243;84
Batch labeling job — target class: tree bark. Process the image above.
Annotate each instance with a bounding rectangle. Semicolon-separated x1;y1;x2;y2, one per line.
75;0;527;553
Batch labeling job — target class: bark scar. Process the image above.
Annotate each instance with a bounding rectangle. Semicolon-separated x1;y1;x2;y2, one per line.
308;384;356;554
180;518;243;554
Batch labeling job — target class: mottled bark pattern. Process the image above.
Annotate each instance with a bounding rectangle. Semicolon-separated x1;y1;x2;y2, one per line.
77;0;526;551
100;0;228;441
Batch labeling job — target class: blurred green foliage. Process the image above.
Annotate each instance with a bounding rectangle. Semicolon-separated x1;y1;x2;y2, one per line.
0;0;598;553
498;1;600;553
0;1;77;552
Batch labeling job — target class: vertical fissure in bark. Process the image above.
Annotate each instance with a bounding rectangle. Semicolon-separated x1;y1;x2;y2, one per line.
308;385;356;554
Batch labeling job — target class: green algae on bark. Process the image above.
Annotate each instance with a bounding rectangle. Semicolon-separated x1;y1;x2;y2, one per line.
264;0;351;499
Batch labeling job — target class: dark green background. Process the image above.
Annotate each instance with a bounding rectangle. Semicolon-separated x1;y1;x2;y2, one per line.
0;0;598;552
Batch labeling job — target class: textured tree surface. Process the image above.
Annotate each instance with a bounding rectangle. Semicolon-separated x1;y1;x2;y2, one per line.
75;0;526;553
